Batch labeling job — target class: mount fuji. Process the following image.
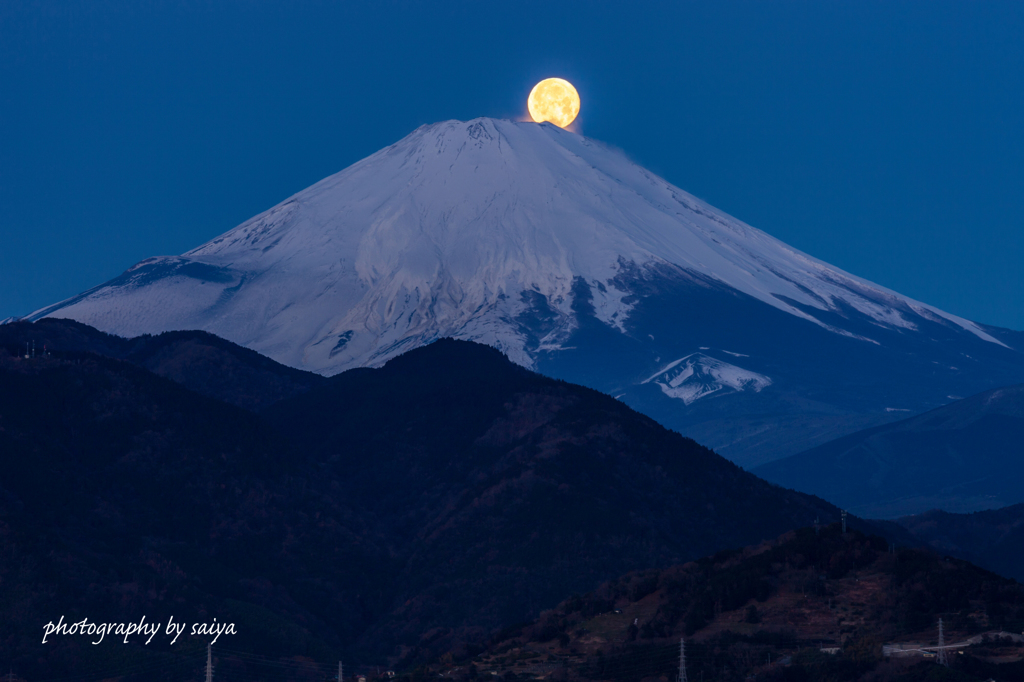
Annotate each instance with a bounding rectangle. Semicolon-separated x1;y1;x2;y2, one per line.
28;118;1024;465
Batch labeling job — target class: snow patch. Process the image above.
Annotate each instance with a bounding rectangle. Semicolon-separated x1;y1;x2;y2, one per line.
589;280;634;332
642;353;772;405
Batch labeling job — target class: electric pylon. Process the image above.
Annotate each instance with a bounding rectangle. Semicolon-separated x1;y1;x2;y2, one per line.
678;637;688;682
937;618;948;667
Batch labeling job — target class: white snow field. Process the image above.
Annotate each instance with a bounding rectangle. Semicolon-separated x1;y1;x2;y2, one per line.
31;118;1002;377
31;118;1024;465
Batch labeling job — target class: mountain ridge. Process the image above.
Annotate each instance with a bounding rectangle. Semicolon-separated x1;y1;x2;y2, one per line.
31;118;1006;370
755;384;1024;517
26;118;1024;464
897;503;1024;583
0;317;326;410
2;326;886;676
454;525;1024;682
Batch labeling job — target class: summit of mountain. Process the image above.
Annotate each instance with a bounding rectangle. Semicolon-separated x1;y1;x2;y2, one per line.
28;118;1024;464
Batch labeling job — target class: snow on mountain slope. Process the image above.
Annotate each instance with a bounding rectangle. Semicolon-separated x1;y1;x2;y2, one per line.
643;353;772;405
28;118;1024;465
30;118;1002;376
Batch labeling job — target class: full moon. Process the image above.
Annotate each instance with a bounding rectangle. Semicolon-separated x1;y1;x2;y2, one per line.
528;78;580;128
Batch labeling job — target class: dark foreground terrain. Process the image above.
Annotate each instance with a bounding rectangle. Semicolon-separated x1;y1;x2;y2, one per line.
436;525;1024;682
757;385;1024;518
0;319;861;680
898;503;1024;584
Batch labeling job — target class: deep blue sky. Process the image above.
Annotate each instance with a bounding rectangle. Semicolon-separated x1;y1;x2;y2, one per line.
2;1;1022;329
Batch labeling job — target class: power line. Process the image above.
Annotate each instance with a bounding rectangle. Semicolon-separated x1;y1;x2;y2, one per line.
24;651;206;682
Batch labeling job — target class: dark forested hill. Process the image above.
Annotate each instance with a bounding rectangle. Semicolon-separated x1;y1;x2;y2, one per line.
0;317;325;410
265;340;853;659
444;525;1024;682
0;328;907;679
755;384;1024;518
0;350;387;681
898;503;1024;584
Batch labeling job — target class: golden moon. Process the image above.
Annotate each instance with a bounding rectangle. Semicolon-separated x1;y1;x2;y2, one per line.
528;78;580;128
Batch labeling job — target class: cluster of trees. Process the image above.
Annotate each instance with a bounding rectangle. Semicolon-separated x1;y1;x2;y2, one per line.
473;526;1024;682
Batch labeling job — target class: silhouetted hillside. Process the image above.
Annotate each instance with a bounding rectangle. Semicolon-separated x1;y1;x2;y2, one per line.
899;503;1024;583
446;525;1024;682
0;318;325;409
755;385;1024;518
0;350;386;681
266;340;859;660
0;333;909;679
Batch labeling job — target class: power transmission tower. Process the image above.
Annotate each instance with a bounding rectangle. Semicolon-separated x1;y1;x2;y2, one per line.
677;637;688;682
205;643;214;682
937;618;948;666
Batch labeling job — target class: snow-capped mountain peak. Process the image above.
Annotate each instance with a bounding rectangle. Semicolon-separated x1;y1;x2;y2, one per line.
29;117;1024;465
31;117;1003;375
